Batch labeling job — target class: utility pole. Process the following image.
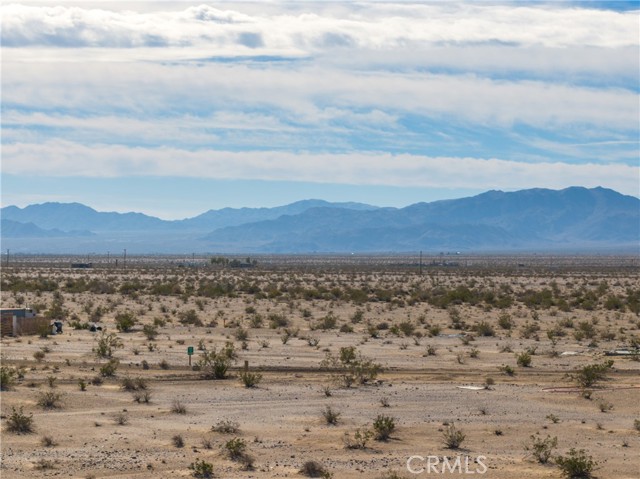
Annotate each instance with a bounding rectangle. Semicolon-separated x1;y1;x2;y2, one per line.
123;249;127;270
419;250;423;275
5;249;9;267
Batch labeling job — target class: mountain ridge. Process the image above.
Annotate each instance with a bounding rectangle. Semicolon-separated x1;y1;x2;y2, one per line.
1;187;638;253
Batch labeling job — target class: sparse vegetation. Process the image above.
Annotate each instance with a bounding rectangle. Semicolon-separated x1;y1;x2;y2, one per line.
0;366;17;390
442;423;466;449
197;342;236;379
5;406;34;434
300;460;332;478
94;331;123;358
525;434;557;463
171;399;187;414
239;370;262;388
212;419;240;434
575;361;613;388
190;458;214;478
37;391;62;409
373;414;396;441
2;258;638;478
322;405;341;425
556;448;597;478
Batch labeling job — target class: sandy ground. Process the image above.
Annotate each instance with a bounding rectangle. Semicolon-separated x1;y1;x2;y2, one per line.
1;265;639;478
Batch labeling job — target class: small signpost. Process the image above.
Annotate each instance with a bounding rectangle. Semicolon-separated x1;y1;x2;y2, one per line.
187;346;194;366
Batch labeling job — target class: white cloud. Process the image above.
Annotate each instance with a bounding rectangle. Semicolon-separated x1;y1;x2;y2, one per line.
3;61;637;132
3;140;638;197
2;2;637;52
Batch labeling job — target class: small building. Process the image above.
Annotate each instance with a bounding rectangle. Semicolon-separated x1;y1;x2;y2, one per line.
0;308;50;337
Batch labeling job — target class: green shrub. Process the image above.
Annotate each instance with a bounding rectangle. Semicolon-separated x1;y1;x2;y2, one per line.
442;423;465;449
474;321;495;337
500;364;515;376
498;313;514;330
212;419;240;434
121;376;147;391
0;366;17;390
224;437;247;459
525;434;557;464
94;331;123;358
322;405;341;425
115;311;137;332
343;428;373;449
239;371;262;388
100;359;119;377
516;352;532;367
197;342;236;379
142;324;158;340
5;406;34;434
37;391;62;409
190;458;214;478
373;415;396;441
320;346;382;387
556;448;597;478
575;361;613;388
300;460;332;478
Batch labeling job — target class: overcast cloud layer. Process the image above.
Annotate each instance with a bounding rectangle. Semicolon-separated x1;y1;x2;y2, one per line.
2;1;639;216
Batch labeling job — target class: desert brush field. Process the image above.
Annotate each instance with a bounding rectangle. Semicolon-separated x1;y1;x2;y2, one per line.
1;255;639;479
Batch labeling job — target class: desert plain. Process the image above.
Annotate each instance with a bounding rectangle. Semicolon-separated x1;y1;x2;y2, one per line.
1;255;639;479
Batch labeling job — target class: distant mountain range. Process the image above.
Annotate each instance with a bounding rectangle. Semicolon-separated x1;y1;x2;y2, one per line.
1;187;638;253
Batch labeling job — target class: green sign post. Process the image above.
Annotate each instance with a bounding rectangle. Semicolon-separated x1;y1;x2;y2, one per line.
187;346;194;366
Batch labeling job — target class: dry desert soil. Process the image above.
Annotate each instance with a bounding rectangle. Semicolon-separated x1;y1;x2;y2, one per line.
1;256;639;479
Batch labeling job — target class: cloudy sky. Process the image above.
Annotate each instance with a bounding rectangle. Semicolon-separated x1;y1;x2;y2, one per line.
2;1;638;219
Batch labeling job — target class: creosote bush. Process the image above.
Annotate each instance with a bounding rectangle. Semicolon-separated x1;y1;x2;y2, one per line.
133;390;152;403
115;311;137;332
525;434;557;464
172;434;185;448
190;458;214;478
171;399;187;414
516;352;532;367
442;423;466;449
114;412;128;425
121;376;147;391
555;449;597;478
343;428;373;449
100;359;119;377
5;406;34;434
223;437;254;470
37;391;62;409
373;415;396;441
94;332;123;358
197;342;236;379
322;405;341;425
320;346;382;387
575;361;613;388
300;460;332;478
239;371;262;388
212;419;240;434
0;366;17;390
41;435;58;447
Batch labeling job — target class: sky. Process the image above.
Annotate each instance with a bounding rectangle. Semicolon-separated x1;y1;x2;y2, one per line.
1;1;639;219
